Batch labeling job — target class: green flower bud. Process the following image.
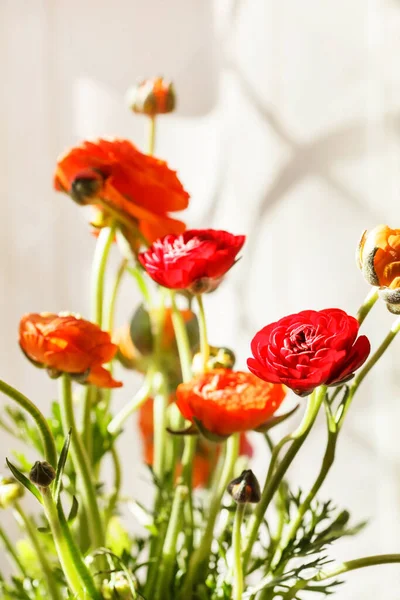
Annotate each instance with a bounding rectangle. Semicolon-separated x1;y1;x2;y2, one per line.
102;572;135;599
0;477;24;508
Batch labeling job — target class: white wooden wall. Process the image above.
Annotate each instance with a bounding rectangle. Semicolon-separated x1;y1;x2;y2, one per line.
1;1;400;596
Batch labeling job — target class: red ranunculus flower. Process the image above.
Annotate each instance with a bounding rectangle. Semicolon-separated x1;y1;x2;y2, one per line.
138;229;246;292
176;370;285;437
247;309;370;396
19;313;122;388
54;138;189;244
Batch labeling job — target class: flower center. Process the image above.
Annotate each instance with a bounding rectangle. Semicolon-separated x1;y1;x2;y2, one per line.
286;325;315;353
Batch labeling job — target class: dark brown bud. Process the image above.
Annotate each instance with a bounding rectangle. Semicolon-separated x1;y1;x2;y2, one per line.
29;461;56;488
70;170;104;205
227;469;261;504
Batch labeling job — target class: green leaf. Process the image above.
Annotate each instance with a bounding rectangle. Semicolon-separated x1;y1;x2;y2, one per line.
67;496;79;524
5;459;42;505
54;429;71;503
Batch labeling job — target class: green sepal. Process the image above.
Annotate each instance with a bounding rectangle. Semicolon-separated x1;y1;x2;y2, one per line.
193;418;230;443
253;405;299;433
5;459;42;505
166;424;199;436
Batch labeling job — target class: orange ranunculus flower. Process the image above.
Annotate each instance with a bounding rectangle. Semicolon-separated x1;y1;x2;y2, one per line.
54;138;189;244
357;225;400;313
138;397;253;488
19;313;122;388
176;370;286;438
127;77;176;116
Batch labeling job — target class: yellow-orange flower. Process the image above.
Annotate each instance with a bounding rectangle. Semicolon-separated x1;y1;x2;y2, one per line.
127;77;176;116
19;313;122;388
357;225;400;313
54;138;189;244
176;370;286;438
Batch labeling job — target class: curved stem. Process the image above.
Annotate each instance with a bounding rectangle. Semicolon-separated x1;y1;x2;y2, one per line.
91;223;116;327
197;294;209;371
233;503;246;600
107;372;154;435
0;521;27;578
284;554;400;599
42;488;100;599
0;380;57;468
59;375;104;549
356;288;379;325
127;265;152;307
339;316;400;427
180;433;240;599
270;407;338;571
105;259;127;333
242;387;326;572
14;502;62;600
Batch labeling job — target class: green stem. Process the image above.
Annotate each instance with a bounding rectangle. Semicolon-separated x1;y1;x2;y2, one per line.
284;554;400;599
356;288;379;325
59;375;104;549
180;432;240;599
105;259;127;333
170;292;193;383
148;116;157;155
338;316;400;427
0;521;27;578
105;445;122;528
91;223;116;327
14;502;62;600
153;373;169;483
107;372;154;435
42;488;100;599
233;503;246;600
82;385;94;463
127;265;152;307
0;380;57;468
154;485;188;600
197;294;209;371
270;407;338;571
242;387;326;572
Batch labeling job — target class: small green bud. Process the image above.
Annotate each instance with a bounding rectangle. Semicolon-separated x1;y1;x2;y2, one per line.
29;461;56;488
227;469;261;504
0;477;24;508
192;345;236;375
101;572;135;599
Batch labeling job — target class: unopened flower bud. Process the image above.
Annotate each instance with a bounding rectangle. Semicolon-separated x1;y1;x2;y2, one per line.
192;346;236;375
0;477;24;508
227;469;261;504
101;572;135;599
357;225;400;313
29;461;56;488
127;77;176;117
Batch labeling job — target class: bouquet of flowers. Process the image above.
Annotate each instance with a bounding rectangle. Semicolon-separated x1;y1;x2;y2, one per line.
1;77;400;600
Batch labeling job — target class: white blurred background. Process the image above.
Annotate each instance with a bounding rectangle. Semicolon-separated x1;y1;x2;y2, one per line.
1;0;400;597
